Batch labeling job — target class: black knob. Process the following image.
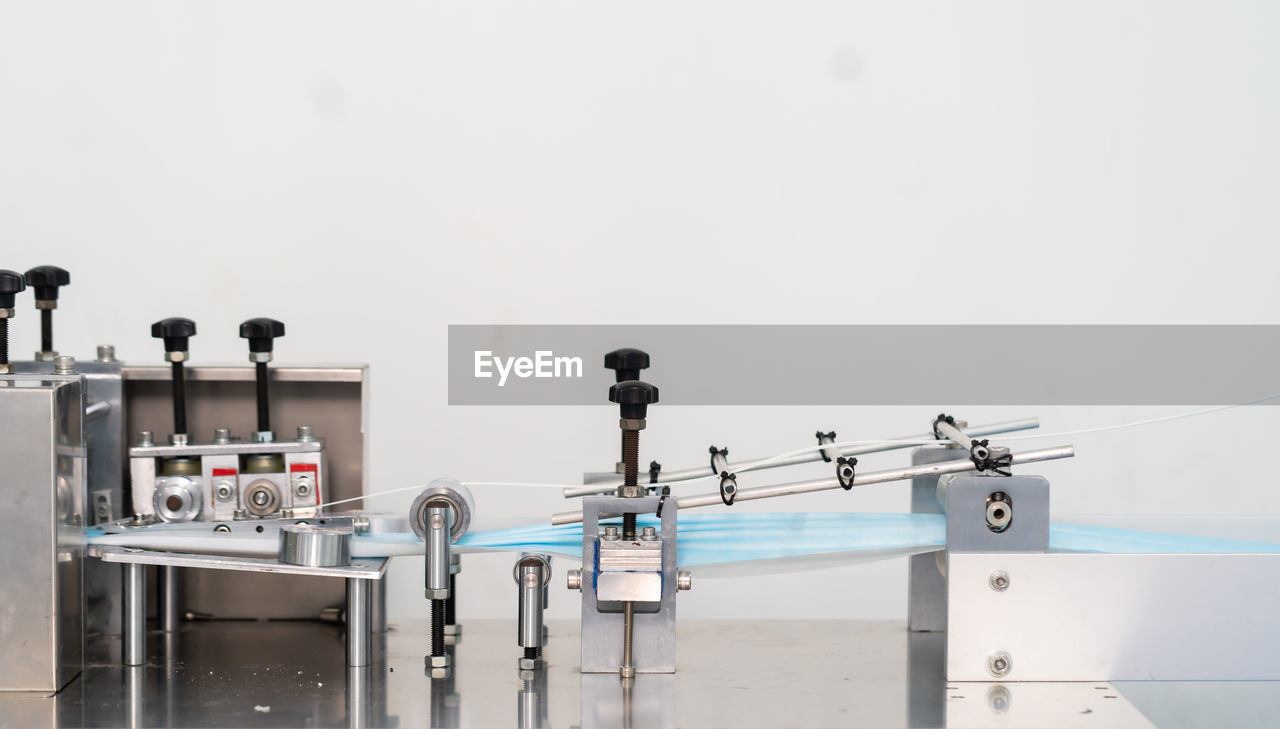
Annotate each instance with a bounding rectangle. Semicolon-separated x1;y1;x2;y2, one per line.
239;317;286;353
151;317;197;353
0;269;26;309
609;380;659;420
24;266;70;302
604;348;650;383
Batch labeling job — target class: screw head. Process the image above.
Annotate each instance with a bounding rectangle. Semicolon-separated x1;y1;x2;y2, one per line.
566;569;582;590
53;355;75;374
640;526;658;541
96;344;117;362
987;651;1012;677
136;430;154;447
989;570;1010;592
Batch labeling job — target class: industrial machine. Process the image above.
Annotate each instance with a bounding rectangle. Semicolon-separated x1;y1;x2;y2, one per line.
1;266;1276;728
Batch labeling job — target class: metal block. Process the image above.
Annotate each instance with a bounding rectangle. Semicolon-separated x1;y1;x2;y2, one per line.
580;495;677;673
946;552;1280;681
908;445;964;632
596;539;662;602
940;473;1050;553
0;375;85;693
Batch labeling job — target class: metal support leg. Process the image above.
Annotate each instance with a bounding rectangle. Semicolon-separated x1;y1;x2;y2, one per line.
370;577;387;634
123;562;146;666
347;578;370;667
159;565;180;632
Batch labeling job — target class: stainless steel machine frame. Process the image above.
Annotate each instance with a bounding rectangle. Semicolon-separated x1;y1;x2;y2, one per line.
0;374;86;694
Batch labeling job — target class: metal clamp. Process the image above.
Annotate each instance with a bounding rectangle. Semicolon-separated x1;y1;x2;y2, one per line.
970;439;1013;477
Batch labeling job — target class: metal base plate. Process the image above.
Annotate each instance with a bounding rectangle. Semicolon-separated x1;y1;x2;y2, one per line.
1;619;1268;727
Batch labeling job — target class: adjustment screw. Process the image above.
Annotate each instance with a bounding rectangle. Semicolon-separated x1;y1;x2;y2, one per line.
677;570;692;591
297;425;315;442
136;430;154;447
213;428;231;444
987;651;1012;678
989;570;1010;592
640;526;658;541
96;344;117;362
608;380;660;421
567;568;582;591
53;355;75;374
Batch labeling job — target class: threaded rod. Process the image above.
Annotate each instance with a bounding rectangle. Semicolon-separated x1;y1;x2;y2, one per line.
255;360;270;432
445;575;456;626
171;361;187;435
40;308;52;353
524;646;540;660
430;598;446;657
0;318;8;367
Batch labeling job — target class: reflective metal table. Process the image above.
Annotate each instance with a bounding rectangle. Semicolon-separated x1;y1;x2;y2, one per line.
1;619;1276;728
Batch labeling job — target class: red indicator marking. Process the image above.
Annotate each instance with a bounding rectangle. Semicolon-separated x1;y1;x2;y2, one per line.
211;468;237;477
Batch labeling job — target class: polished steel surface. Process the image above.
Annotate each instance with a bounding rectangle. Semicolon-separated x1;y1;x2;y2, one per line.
0;375;85;693
91;547;386;580
3;619;1264;728
279;525;353;568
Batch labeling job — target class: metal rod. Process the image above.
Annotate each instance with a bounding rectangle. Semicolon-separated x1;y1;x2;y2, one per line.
40;308;52;354
552;445;1074;524
934;418;973;452
159;565;180;632
620;600;635;679
347;578;370;667
123;562;146;666
371;577;387;633
563;417;1040;498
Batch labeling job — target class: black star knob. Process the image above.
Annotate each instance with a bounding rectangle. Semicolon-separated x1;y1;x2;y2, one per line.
0;270;26;309
239;318;286;353
151;317;197;353
24;266;70;302
604;348;650;383
609;380;659;420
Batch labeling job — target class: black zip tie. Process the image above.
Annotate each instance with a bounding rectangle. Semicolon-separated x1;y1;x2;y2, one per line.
655;485;672;518
836;456;857;490
969;439;1013;477
815;431;837;462
649;460;662;484
708;446;728;474
932;413;956;440
719;472;738;506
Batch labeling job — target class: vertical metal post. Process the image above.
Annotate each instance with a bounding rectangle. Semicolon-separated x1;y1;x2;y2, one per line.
123;563;146;666
370;577;387;634
159;565;180;632
347;578;370;667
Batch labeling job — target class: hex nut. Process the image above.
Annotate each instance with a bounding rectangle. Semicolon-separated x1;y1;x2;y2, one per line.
428;654;452;669
518;657;545;671
444;624;461;636
425;588;450;600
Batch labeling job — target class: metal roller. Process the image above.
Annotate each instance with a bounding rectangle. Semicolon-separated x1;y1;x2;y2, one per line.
410;478;474;543
278;523;353;567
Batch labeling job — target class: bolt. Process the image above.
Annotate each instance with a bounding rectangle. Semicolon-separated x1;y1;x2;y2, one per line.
252;491;269;507
567;569;582;590
169;433;188;446
294;478;312;498
151;317;196;437
602;525;619;541
989;570;1010;592
136;430;154;447
97;344;117;362
640;526;657;541
213;428;231;444
52;355;75;374
214;482;234;501
677;570;692;591
987;651;1012;677
296;425;314;442
609;379;659;539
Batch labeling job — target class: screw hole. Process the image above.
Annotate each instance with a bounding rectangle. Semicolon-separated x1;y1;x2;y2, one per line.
255;525;264;533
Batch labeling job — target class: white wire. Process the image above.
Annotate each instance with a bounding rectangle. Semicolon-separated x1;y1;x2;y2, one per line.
316;395;1280;508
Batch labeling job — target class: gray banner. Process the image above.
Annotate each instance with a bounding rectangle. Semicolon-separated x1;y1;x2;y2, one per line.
447;325;1279;406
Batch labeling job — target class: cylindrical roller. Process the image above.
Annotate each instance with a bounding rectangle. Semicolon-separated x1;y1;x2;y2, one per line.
410;479;474;543
279;523;353;567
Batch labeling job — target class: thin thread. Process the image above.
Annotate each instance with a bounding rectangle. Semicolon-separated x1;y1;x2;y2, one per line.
314;395;1280;509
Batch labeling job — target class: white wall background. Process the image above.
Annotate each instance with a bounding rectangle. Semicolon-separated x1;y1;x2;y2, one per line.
2;1;1278;621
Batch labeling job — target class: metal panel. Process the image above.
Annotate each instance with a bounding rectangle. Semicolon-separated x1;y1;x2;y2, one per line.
946;552;1280;681
941;474;1051;553
908;445;964;632
0;376;85;693
945;682;1155;728
122;364;367;620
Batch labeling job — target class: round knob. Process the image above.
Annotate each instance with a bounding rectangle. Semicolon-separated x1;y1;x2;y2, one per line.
239;317;286;353
609;379;659;420
604;348;650;383
24;266;70;302
151;317;197;353
0;269;27;309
